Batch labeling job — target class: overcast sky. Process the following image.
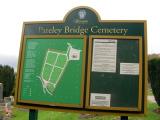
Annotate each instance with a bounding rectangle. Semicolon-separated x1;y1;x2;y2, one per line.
0;0;159;58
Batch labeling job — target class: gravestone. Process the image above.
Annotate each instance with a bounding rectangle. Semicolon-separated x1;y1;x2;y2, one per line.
0;83;3;120
0;83;3;101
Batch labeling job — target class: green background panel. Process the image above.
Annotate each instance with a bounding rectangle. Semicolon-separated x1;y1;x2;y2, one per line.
46;52;57;65
20;38;84;105
56;55;68;68
47;83;55;93
50;67;62;83
43;64;52;80
90;39;140;108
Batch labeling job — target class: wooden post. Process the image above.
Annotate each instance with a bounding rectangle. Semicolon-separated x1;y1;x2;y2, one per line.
29;109;38;120
121;116;128;120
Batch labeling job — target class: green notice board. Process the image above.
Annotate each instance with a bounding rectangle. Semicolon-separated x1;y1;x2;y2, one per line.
18;35;86;108
86;36;142;111
15;6;147;115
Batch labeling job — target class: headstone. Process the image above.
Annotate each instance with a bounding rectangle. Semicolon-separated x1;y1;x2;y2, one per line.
0;83;3;101
0;83;3;120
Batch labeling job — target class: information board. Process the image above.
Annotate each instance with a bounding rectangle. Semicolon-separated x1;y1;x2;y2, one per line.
15;6;147;115
86;36;142;111
18;35;86;108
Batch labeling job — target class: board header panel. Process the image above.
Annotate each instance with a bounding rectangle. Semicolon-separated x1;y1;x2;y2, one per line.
24;7;145;36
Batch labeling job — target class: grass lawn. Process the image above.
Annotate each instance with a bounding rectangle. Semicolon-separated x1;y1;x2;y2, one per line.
8;101;159;120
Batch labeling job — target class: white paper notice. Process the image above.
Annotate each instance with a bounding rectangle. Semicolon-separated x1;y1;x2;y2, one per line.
92;39;117;73
90;93;111;107
120;63;139;75
69;48;81;60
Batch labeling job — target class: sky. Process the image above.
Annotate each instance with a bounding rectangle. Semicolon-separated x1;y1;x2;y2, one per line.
0;0;159;62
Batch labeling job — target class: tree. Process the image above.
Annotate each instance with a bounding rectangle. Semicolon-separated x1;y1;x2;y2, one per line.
148;58;160;106
0;65;15;97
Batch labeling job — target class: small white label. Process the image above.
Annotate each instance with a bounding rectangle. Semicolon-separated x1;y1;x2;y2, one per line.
92;39;117;73
90;93;111;107
120;63;139;75
69;48;80;60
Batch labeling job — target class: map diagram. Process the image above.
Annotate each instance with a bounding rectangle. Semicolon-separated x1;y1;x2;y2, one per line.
37;43;81;95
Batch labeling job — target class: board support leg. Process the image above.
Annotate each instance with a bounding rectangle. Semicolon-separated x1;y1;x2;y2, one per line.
29;109;38;120
121;116;128;120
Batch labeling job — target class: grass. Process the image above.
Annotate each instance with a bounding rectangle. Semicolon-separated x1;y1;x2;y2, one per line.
129;102;160;120
0;86;155;120
8;101;159;120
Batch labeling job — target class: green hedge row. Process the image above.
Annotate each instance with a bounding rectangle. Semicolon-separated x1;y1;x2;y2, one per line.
148;58;160;106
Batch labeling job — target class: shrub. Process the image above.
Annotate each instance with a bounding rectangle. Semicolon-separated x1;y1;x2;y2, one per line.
148;58;160;106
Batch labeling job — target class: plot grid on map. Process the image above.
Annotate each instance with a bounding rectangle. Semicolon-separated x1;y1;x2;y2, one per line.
38;43;81;95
